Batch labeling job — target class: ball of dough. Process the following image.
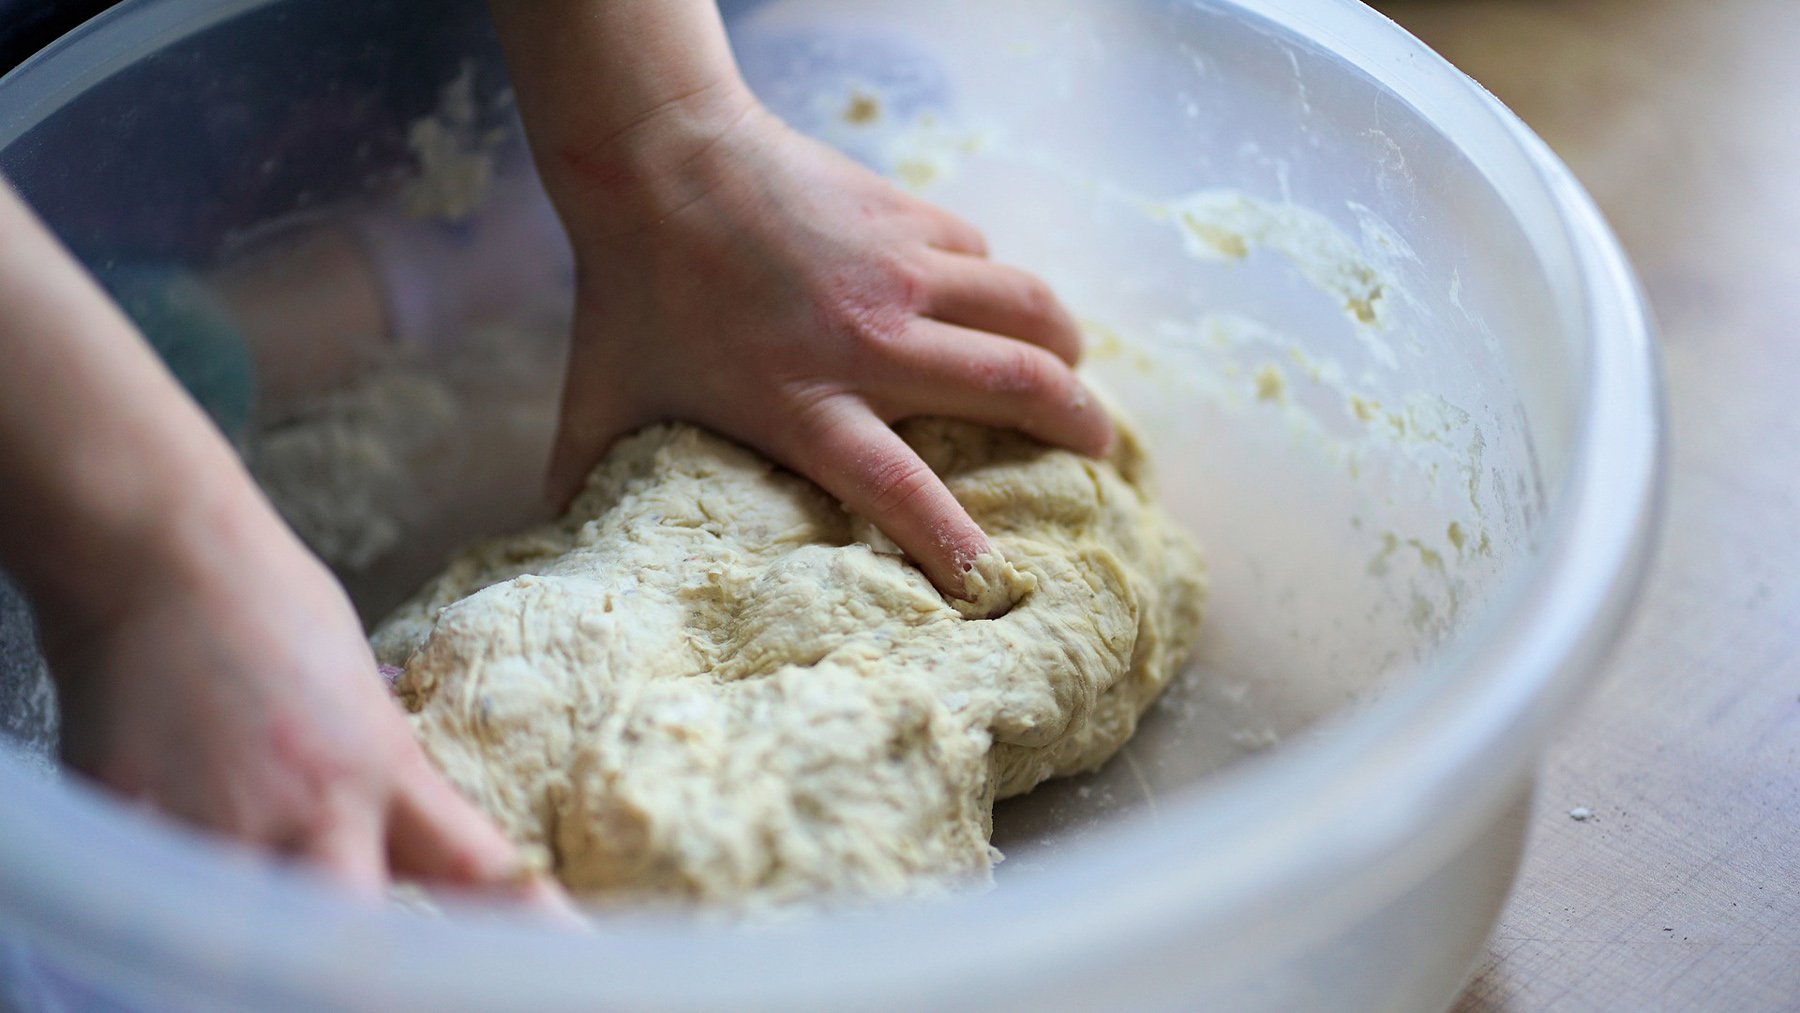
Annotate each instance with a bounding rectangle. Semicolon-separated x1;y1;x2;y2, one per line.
374;418;1205;907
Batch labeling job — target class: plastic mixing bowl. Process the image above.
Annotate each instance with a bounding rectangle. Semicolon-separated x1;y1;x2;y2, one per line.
0;0;1661;1009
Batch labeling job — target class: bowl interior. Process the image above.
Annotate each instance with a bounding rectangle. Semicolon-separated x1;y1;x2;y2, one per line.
740;0;1580;854
0;3;1638;1006
0;0;1656;1007
0;0;1580;864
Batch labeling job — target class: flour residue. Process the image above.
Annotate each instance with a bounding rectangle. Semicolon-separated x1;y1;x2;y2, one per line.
1163;190;1400;366
248;321;562;592
251;368;458;570
400;63;508;223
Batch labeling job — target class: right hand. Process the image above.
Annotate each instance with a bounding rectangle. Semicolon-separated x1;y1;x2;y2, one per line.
487;2;1112;600
538;100;1113;598
40;487;563;908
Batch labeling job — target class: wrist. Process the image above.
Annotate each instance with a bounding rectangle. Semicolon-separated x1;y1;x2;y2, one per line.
535;81;764;245
486;0;762;244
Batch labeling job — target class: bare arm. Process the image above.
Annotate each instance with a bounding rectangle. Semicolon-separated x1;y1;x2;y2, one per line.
0;182;555;905
0;181;245;618
489;0;751;237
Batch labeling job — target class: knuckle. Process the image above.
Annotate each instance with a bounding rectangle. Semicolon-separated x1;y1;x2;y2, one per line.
817;273;914;359
845;313;904;360
955;219;990;255
981;345;1061;398
886;254;930;309
862;453;940;517
1018;275;1062;323
775;383;849;454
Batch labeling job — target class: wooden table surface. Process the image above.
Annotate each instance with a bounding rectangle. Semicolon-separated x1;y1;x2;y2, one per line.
1369;1;1800;1008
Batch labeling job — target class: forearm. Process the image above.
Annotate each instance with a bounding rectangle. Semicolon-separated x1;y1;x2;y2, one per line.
0;183;269;619
486;0;757;237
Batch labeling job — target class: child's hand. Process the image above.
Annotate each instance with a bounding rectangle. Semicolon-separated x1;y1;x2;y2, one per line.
538;103;1113;596
2;181;563;905
42;495;558;906
488;0;1112;596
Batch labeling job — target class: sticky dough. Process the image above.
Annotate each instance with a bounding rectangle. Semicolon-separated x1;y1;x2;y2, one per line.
373;419;1205;906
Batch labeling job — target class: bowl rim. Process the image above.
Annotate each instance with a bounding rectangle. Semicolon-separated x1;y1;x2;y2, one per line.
0;0;1664;1005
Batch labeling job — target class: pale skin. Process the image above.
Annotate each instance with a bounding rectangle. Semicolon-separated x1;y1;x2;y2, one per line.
0;187;560;906
0;1;1105;895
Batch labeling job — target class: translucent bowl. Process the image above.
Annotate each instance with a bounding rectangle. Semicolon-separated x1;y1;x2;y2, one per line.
0;0;1661;1009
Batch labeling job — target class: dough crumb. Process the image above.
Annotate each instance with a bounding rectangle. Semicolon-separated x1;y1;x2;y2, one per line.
952;551;1036;619
1568;806;1594;821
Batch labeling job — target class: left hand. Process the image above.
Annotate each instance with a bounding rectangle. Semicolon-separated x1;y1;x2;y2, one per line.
43;485;567;908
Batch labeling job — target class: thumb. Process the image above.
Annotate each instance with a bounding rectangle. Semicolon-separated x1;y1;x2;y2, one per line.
544;333;632;510
295;783;388;899
385;751;578;919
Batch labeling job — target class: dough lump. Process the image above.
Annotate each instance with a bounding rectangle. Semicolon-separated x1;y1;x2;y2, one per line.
374;419;1205;906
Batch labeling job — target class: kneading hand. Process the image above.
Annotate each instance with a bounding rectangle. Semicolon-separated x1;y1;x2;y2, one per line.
491;1;1113;598
43;500;561;905
1;180;560;905
548;109;1113;595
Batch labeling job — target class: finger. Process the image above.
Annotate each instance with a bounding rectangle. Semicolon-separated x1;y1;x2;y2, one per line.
783;396;992;597
387;764;585;924
866;321;1115;457
903;195;988;257
297;786;388;898
919;252;1082;365
386;753;527;888
545;336;631;510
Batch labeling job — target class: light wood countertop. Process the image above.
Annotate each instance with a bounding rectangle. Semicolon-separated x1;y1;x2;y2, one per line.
1371;1;1800;1007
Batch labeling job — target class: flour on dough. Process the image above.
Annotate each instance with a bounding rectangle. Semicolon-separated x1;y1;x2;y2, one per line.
374;418;1205;907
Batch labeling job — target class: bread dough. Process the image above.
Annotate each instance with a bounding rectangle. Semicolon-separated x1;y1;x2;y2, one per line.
373;418;1205;906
